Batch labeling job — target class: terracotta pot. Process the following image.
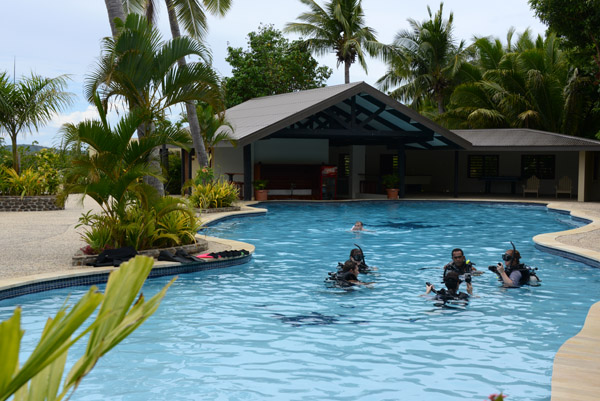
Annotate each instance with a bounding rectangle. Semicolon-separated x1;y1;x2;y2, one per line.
254;189;268;201
386;188;399;199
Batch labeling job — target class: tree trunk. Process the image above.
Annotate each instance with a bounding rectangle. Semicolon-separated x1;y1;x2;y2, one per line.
344;60;350;84
10;134;19;175
104;0;126;37
166;0;210;169
137;123;166;197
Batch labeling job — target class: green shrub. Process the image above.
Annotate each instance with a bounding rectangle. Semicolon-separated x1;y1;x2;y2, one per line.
0;166;59;196
188;180;239;209
76;197;201;253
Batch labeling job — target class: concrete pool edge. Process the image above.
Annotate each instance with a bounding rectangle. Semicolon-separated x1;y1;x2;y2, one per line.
0;235;255;301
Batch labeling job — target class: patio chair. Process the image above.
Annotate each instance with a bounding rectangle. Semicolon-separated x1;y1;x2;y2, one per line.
555;176;573;198
522;175;540;197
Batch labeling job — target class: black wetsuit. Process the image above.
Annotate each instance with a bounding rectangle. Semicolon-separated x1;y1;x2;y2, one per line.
342;259;371;274
433;289;469;302
443;261;474;278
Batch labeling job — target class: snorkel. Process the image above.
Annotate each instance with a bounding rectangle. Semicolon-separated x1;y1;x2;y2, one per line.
510;241;517;265
354;243;366;266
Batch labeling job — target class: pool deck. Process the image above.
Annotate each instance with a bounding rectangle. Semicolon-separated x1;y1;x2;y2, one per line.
0;194;598;399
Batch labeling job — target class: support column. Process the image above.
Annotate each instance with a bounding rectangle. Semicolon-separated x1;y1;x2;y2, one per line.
453;150;459;198
397;145;406;198
578;151;594;202
243;144;252;201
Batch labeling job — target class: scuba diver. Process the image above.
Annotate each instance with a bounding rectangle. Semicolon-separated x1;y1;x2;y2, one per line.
424;271;471;303
326;261;374;287
338;245;377;273
443;248;481;280
488;242;541;287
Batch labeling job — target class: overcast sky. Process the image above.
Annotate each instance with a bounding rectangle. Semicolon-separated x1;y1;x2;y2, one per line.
0;0;548;147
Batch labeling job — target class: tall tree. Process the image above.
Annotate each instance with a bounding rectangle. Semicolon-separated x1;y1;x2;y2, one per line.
284;0;385;84
224;25;332;107
377;3;468;114
0;72;72;174
86;14;222;195
529;0;600;79
150;0;232;168
441;31;600;137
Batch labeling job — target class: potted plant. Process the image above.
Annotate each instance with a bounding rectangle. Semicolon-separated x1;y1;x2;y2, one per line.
381;174;400;199
253;179;269;201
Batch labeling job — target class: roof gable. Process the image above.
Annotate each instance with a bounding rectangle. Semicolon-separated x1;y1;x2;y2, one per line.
223;82;472;149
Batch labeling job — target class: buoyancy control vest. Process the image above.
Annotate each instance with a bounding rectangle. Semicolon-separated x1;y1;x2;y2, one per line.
505;263;531;285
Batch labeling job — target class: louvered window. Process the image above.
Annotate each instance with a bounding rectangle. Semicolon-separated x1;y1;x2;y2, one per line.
521;155;555;179
468;155;499;178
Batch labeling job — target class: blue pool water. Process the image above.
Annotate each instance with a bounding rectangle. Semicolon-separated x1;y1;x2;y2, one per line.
2;201;600;401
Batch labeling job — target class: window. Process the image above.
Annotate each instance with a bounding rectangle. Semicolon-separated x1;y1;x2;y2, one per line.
380;154;399;175
521;155;555;179
338;154;350;177
468;155;499;178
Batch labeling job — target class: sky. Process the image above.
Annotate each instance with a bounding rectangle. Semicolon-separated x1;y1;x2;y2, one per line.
0;0;548;147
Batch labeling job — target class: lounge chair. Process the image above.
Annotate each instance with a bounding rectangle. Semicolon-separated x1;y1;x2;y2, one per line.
522;176;540;197
555;176;573;198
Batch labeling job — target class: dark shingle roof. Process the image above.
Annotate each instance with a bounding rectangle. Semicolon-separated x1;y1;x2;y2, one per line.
452;128;600;150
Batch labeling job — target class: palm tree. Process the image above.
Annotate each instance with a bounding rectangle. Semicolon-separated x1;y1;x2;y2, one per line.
59;94;192;227
160;0;231;168
193;104;235;166
102;0;230;169
0;72;72;174
441;31;599;136
86;14;222;195
377;3;468;114
284;0;385;84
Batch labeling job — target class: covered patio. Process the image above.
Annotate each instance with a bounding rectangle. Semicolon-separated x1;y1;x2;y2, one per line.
184;82;600;202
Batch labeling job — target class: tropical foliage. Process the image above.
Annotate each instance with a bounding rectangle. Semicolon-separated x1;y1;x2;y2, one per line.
224;25;332;107
59;96;199;253
440;30;600;137
86;13;222;194
377;3;469;114
285;0;386;84
187;180;239;209
529;0;600;78
184;166;239;209
0;255;173;401
0;72;73;174
189;104;235;165
0;166;59;197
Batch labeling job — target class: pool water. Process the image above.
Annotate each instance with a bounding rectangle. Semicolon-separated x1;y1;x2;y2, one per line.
2;201;600;401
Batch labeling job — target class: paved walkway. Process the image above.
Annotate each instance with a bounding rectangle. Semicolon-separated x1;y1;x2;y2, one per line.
0;195;598;400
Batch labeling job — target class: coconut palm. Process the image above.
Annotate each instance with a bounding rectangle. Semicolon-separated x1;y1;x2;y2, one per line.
157;0;231;168
86;13;222;195
441;30;600;137
377;3;468;114
0;72;72;174
284;0;385;84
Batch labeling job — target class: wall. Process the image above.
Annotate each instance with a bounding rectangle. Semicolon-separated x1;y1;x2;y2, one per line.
0;196;64;212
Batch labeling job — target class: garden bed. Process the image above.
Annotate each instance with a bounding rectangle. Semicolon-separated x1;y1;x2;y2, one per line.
72;239;209;266
0;195;64;212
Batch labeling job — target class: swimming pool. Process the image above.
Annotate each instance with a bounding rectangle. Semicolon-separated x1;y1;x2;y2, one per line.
2;201;599;400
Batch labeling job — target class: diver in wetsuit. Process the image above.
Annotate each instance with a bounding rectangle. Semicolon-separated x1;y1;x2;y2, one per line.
490;246;539;287
340;246;377;273
443;248;480;279
425;271;471;302
327;261;374;287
